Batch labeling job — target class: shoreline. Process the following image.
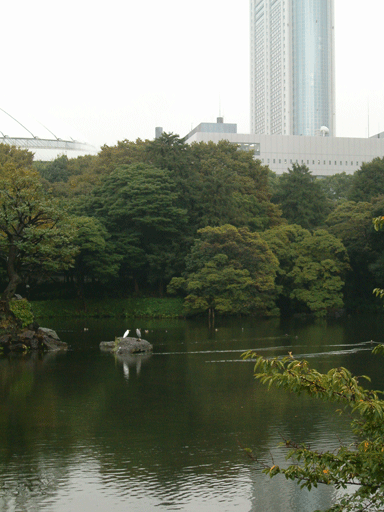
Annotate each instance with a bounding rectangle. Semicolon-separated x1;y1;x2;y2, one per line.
30;297;185;319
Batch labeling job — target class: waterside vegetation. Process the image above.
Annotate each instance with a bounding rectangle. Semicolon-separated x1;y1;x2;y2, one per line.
2;138;384;321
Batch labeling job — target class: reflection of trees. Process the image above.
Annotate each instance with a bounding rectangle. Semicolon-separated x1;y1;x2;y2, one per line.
0;317;370;509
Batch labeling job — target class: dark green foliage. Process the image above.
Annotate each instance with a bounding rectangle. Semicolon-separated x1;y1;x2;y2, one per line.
31;297;184;319
9;298;34;327
168;224;279;316
67;216;122;300
272;163;330;229
189;140;283;231
348;157;384;202
16;136;384;313
89;162;188;293
145;132;189;174
326;199;384;309
37;154;70;183
318;171;354;204
263;224;350;315
0;154;78;303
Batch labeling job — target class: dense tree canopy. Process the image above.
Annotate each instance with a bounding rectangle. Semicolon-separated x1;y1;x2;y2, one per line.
272;163;330;229
0;160;77;305
89;162;188;294
263;224;350;315
318;171;354;204
348;157;384;202
168;224;279;316
19;136;384;314
325;199;384;309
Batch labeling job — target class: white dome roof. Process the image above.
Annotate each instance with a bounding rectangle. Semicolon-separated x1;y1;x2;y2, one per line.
0;107;96;160
0;107;82;141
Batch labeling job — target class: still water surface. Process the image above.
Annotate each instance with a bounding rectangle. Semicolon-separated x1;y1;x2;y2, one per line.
1;315;384;512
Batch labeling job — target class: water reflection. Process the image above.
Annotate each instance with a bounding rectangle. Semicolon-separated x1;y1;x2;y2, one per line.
0;315;383;511
115;353;152;380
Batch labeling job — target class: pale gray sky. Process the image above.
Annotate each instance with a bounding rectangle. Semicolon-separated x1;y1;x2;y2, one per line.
2;0;383;148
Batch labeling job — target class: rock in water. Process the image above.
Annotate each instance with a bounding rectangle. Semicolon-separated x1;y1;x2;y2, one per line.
100;337;153;354
0;327;67;352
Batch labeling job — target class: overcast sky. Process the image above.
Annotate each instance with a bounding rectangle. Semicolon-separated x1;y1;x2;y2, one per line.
2;0;383;148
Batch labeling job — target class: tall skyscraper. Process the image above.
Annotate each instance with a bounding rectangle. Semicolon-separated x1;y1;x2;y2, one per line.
250;0;335;136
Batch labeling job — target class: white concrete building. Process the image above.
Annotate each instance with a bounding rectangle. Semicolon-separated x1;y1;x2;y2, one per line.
250;0;335;137
184;118;384;177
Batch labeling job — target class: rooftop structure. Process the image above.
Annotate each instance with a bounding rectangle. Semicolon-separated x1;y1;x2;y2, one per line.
184;118;384;176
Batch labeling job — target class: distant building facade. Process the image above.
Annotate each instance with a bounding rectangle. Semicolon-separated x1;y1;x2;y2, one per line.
250;0;335;136
184;118;384;177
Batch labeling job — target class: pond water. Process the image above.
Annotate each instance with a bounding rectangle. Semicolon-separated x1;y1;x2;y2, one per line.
1;314;384;512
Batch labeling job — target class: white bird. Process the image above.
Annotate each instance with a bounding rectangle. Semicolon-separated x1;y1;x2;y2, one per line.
123;329;130;338
136;328;141;339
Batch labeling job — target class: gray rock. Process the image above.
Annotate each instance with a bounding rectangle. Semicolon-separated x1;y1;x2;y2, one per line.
39;327;61;341
0;327;67;352
100;337;153;354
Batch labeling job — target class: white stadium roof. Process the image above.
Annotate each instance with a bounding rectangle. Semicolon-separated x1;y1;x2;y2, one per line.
0;107;97;160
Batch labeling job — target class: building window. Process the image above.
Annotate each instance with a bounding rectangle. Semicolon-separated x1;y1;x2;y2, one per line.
279;159;281;164
312;160;315;165
329;161;331;165
335;161;337;165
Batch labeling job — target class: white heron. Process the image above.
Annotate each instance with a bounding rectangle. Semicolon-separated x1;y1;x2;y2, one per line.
123;329;130;338
136;328;141;339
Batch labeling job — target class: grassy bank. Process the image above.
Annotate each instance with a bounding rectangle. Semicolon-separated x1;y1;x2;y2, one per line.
31;297;185;319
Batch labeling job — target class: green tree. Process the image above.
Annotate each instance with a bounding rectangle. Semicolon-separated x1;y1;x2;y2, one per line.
96;138;147;175
145;132;190;175
326;200;384;309
263;224;349;315
243;345;384;512
0;163;77;311
318;172;354;205
69;216;122;300
0;143;34;169
89;162;188;294
187;140;282;231
348;157;384;202
272;163;330;229
37;154;70;183
168;224;279;317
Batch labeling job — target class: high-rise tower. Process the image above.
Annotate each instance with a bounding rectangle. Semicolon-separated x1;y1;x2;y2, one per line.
250;0;335;136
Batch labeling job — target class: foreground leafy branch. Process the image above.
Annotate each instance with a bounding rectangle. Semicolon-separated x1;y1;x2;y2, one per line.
242;348;384;511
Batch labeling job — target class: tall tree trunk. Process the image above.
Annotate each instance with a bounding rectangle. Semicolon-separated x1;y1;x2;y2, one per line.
0;243;21;328
2;244;21;302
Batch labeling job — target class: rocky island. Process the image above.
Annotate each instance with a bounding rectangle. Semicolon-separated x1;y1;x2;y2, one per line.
100;337;153;354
